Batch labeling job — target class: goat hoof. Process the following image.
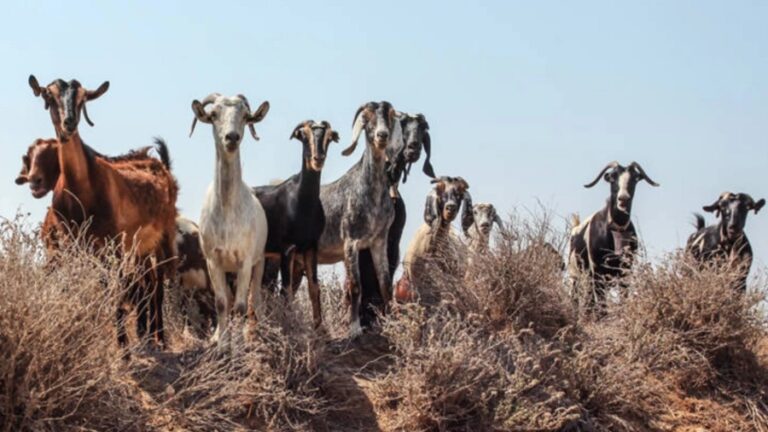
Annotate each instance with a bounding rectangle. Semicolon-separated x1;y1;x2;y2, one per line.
348;320;363;338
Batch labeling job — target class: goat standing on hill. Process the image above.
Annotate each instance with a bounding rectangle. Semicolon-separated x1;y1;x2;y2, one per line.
28;75;178;349
395;176;472;302
190;93;270;350
316;101;401;337
252;120;339;327
686;192;765;292
357;112;435;327
568;161;658;314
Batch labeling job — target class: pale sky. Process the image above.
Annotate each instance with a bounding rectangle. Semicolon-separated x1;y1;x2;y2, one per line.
1;1;766;267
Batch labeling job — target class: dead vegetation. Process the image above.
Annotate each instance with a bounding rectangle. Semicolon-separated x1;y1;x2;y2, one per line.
1;212;767;431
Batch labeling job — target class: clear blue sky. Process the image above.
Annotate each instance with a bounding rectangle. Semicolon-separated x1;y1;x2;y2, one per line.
1;1;766;267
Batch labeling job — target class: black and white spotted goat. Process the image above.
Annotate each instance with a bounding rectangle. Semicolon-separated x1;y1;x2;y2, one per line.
357;112;435;327
316;101;402;337
568;161;659;312
686;192;765;292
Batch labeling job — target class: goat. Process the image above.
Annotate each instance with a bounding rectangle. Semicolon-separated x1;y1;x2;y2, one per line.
189;93;270;349
686;192;765;292
357;112;435;327
13;142;214;337
176;216;217;337
315;101;402;337
252;120;339;327
568;161;658;313
28;75;178;349
464;203;503;253
396;176;472;301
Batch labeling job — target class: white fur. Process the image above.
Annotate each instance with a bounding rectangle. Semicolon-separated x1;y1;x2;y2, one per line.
617;171;631;212
196;95;269;351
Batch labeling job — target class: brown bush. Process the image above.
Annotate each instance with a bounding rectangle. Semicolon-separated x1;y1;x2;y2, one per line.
0;216;146;431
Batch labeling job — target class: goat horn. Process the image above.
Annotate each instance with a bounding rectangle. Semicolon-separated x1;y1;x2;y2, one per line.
342;106;366;156
584;161;619;188
189;93;219;137
629;161;660;187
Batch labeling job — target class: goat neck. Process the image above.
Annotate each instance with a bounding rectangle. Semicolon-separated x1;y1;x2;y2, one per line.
213;138;243;208
606;197;631;231
56;130;95;206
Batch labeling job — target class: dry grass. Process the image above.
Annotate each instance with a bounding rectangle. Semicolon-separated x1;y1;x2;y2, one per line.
2;211;768;431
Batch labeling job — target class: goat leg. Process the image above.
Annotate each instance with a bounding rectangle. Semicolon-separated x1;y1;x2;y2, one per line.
250;259;266;323
304;249;322;328
344;240;363;337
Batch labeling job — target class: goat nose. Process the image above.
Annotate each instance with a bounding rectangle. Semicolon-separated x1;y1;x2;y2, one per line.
225;132;240;143
63;118;76;132
376;130;389;139
445;203;458;212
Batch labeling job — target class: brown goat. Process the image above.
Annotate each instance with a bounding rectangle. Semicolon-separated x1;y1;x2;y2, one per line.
28;75;178;349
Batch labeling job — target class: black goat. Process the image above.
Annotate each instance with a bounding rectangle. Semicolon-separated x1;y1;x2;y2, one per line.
568;161;659;313
252;120;339;326
358;112;434;328
686;192;765;292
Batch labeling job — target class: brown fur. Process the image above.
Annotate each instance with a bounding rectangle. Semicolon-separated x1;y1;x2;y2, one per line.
29;76;178;348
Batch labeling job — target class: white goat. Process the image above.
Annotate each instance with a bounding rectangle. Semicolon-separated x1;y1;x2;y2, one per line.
189;93;270;349
464;203;503;253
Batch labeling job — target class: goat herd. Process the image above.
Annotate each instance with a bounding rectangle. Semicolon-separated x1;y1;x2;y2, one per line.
12;75;765;353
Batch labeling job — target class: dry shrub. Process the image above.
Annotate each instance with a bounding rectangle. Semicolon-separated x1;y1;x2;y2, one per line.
0;216;145;431
371;304;580;431
165;294;328;431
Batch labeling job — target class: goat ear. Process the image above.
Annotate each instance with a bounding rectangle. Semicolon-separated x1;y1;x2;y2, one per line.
15;174;29;185
329;130;340;143
342;106;366;156
248;101;270;123
423;190;441;226
751;198;766;214
421;130;435;178
189;100;213;137
290;122;306;141
29;75;43;97
86;81;110;101
461;191;475;235
702;200;721;216
493;209;504;228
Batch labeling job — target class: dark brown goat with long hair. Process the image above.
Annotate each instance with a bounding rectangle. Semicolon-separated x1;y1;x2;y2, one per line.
28;75;179;349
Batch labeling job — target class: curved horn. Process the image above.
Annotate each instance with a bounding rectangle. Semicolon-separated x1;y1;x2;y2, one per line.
629;161;660;187
342;105;367;156
584;161;619;188
189;93;219;137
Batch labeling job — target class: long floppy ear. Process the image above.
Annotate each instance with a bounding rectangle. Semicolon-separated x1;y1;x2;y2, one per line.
15;158;29;185
342;105;367;156
492;207;504;228
702;199;722;217
584;161;619;188
85;81;110;101
421;128;435;178
423;187;442;226
753;199;766;214
461;190;475;235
